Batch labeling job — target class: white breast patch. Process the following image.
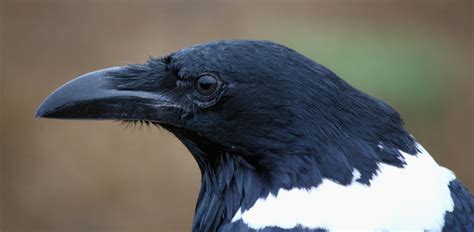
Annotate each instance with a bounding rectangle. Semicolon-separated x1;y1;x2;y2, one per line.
231;144;455;231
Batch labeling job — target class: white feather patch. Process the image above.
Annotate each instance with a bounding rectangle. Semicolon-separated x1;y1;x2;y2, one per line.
232;144;455;231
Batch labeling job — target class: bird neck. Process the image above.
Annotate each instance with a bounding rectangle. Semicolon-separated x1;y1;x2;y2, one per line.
189;148;328;231
169;131;264;231
170;123;419;231
188;136;420;231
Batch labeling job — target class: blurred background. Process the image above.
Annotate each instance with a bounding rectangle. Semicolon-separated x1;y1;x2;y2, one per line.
1;0;472;231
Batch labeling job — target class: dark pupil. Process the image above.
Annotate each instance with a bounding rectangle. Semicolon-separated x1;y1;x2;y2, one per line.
196;75;217;95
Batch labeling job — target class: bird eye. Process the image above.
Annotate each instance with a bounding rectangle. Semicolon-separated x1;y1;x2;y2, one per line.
194;74;218;96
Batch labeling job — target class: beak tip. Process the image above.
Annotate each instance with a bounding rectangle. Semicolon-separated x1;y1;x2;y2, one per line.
35;102;49;118
35;110;44;118
35;95;59;119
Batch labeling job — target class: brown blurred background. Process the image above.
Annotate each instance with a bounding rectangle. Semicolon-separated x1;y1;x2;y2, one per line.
1;0;472;231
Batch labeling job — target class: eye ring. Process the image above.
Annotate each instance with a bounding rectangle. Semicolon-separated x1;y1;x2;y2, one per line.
194;74;219;96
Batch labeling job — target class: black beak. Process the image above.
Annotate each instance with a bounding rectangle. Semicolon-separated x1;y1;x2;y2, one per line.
36;67;184;126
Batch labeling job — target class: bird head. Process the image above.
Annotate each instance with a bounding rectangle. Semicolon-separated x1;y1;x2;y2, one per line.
36;40;417;188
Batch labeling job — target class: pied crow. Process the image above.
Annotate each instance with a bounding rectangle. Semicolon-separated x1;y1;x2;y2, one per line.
36;40;473;231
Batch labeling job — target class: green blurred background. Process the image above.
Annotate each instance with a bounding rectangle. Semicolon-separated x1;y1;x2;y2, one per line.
1;0;472;231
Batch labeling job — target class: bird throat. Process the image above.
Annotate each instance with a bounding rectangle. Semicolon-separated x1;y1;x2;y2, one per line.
180;140;324;231
192;152;265;231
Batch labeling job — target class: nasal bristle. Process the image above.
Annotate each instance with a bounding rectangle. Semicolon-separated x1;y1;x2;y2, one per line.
117;120;155;130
